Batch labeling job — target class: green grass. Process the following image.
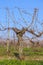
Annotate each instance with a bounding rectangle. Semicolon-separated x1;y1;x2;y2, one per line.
0;60;43;65
0;45;43;57
0;45;15;56
0;45;43;65
23;47;43;56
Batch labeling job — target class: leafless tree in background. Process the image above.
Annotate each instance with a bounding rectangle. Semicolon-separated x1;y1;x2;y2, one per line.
0;7;43;60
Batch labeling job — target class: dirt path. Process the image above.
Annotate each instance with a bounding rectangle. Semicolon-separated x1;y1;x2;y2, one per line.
0;56;43;61
25;56;43;60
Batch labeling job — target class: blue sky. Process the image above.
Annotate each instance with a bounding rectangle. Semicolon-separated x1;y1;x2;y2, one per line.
0;0;43;39
0;0;43;8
